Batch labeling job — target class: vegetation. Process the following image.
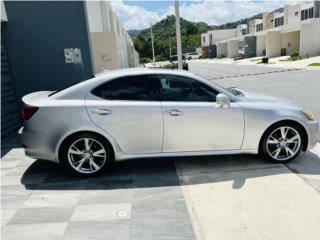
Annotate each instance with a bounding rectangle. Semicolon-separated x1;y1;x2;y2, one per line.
289;50;299;58
308;62;320;66
131;15;216;61
287;50;309;61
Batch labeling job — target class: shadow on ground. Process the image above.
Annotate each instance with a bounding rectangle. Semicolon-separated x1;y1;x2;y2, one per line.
20;151;320;191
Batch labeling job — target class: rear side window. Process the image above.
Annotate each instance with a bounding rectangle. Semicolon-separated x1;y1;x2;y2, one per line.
92;75;160;101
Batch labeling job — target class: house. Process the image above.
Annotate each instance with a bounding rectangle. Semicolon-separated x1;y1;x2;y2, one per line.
201;0;320;59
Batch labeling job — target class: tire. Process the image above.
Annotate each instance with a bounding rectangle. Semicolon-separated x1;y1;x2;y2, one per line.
59;133;114;177
260;122;303;163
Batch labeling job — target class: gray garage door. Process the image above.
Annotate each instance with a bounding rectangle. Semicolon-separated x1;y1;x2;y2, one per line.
1;45;21;139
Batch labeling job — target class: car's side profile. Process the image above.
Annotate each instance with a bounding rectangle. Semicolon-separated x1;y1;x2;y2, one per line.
21;68;318;176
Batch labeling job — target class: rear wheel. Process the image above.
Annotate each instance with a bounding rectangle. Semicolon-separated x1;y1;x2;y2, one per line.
60;133;113;176
261;123;303;163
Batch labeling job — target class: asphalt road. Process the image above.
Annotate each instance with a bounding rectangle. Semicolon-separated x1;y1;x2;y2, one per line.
189;61;320;140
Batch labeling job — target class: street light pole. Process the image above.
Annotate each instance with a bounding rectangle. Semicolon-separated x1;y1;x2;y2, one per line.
150;23;155;64
175;0;183;69
169;32;172;60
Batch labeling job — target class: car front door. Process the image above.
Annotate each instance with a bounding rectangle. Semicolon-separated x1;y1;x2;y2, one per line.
158;74;244;152
85;74;163;155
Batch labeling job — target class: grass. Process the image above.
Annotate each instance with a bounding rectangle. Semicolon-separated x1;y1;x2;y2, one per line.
286;56;308;62
250;58;262;62
308;62;320;67
257;61;275;64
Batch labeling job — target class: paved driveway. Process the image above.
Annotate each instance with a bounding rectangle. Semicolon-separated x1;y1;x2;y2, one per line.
1;139;195;240
2;136;320;240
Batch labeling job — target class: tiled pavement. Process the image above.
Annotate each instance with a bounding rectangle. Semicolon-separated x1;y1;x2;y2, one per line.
1;137;195;240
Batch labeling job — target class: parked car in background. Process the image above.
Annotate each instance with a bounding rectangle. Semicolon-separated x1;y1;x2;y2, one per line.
170;55;188;70
185;52;202;60
234;48;245;60
21;68;318;176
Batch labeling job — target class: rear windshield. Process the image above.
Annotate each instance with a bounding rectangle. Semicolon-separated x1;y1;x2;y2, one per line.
48;79;90;96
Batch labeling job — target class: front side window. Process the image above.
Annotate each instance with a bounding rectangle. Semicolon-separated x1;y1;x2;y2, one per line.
157;75;218;102
92;75;159;101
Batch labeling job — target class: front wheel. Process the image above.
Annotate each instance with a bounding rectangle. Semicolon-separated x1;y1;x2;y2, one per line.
60;133;113;176
260;123;303;163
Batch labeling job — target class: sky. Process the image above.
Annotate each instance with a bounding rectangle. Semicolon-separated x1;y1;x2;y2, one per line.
109;0;299;30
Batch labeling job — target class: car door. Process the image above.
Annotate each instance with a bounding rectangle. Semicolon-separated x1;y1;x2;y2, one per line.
158;74;244;152
85;74;163;155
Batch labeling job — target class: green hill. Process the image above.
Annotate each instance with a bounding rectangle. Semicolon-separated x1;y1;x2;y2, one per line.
132;15;217;61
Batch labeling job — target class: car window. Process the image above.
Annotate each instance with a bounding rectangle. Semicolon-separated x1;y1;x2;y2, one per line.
157;75;218;102
91;75;160;101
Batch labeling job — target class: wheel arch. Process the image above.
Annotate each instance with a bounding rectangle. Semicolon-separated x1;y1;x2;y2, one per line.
259;119;308;153
56;129;118;163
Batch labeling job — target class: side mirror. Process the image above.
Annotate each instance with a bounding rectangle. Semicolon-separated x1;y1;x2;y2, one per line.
216;93;231;108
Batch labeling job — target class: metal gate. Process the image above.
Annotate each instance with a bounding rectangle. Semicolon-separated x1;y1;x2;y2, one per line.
1;45;21;139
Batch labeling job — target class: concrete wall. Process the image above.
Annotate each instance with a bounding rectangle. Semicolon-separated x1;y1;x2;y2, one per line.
263;12;275;30
207;29;237;45
284;4;301;25
256;35;266;56
201;33;209;47
217;42;228;58
281;31;300;55
3;1;94;102
300;20;320;56
266;31;281;57
228;40;239;58
90;32;118;73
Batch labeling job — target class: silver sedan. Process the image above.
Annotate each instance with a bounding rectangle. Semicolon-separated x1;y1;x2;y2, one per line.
21;68;319;176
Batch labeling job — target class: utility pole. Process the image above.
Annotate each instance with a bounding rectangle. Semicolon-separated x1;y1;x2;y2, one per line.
169;32;172;60
150;23;155;64
175;0;183;69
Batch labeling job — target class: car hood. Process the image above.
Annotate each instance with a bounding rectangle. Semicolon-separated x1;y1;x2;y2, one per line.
240;90;301;108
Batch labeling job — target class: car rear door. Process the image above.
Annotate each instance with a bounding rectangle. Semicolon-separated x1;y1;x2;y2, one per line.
85;74;163;155
158;74;244;152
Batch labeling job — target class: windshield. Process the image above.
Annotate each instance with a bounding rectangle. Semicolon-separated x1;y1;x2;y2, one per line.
48;78;91;96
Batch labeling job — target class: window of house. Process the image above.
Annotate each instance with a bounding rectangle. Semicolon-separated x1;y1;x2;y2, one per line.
301;8;314;21
242;29;246;35
92;75;160;101
256;23;263;32
203;36;205;43
275;16;284;27
295;11;299;16
157;75;218;102
209;34;213;45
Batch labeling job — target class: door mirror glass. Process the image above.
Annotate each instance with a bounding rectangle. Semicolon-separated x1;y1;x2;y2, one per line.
216;93;230;108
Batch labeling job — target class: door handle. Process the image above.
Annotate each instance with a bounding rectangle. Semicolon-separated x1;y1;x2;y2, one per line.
91;108;112;116
167;109;183;116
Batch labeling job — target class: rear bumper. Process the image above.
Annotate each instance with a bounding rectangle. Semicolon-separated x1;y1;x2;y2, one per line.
306;120;319;150
21;127;58;163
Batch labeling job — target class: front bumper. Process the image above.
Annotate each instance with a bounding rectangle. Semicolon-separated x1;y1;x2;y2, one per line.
306;120;319;150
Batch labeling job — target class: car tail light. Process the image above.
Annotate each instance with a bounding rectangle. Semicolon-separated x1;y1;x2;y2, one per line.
21;106;39;120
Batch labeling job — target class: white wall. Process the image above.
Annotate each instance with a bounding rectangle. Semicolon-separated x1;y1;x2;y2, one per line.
201;33;209;47
256;35;266;56
207;29;237;45
281;31;300;55
217;42;228;58
266;31;281;57
228;40;239;58
300;20;320;56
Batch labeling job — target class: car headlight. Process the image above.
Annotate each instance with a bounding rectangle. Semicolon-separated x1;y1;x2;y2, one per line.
302;110;314;120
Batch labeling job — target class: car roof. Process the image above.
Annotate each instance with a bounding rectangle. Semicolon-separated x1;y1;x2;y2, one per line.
94;67;194;79
52;68;198;99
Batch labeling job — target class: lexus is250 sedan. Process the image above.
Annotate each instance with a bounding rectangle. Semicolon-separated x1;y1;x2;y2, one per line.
21;68;318;176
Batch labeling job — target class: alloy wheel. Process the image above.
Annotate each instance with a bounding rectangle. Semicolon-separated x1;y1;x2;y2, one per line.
266;126;301;161
67;138;107;174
